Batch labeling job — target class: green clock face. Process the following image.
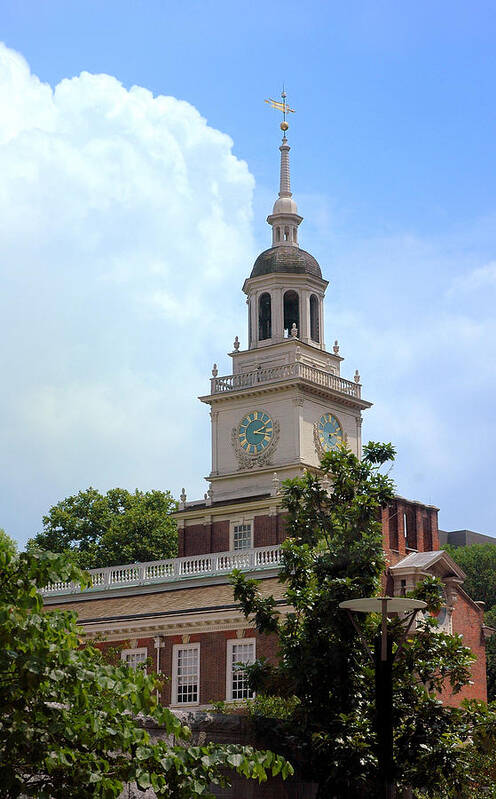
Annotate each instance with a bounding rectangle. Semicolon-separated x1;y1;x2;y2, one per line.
317;413;343;452
238;411;274;455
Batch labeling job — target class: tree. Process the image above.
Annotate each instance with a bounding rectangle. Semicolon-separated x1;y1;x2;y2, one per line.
445;543;496;610
27;487;178;569
0;538;292;798
446;543;496;702
231;443;482;798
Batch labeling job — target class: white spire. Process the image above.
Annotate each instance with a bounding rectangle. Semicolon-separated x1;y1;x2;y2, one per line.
265;91;303;248
279;135;292;198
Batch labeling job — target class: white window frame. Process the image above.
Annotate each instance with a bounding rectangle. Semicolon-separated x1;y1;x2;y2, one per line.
230;517;254;551
172;643;200;706
121;647;148;672
226;638;256;701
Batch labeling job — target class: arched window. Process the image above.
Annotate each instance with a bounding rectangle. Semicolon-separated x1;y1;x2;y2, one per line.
276;228;281;242
283;290;299;337
284;227;290;241
258;293;271;340
310;294;319;342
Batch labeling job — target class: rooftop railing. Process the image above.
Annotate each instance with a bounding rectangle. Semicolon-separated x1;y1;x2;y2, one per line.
41;544;283;598
211;361;361;398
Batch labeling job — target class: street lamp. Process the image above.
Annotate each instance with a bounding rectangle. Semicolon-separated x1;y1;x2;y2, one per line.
339;596;427;799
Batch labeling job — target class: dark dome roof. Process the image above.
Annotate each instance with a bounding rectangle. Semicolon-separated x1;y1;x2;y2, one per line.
250;246;322;279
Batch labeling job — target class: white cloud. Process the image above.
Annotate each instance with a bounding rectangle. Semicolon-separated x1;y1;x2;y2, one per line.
448;261;496;295
0;43;255;545
1;42;495;546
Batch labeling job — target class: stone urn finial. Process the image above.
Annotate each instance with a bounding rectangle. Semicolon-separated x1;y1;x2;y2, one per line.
354;369;360;384
233;336;240;351
212;363;218;377
333;340;339;355
290;322;298;338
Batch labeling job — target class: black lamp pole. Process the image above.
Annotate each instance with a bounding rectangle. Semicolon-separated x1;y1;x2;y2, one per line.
339;596;426;799
375;633;394;799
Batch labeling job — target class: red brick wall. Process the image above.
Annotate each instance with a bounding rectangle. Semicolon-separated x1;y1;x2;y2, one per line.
179;520;229;556
159;629;278;706
181;514;285;555
445;596;487;704
96;630;279;707
383;499;440;562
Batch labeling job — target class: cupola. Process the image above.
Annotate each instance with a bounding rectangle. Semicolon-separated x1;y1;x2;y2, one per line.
242;92;328;351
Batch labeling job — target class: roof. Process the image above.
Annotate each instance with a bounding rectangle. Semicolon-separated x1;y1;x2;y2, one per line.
47;577;287;623
250;246;322;279
439;529;496;548
390;550;466;581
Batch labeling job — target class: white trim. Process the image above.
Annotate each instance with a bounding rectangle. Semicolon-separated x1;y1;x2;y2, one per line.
121;647;148;672
226;638;256;701
172;642;200;706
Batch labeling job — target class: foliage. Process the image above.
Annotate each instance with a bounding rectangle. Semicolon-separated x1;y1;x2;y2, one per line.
0;527;17;556
445;543;496;609
230;443;483;798
0;539;292;798
209;695;300;719
484;607;496;702
445;543;496;702
27;486;178;569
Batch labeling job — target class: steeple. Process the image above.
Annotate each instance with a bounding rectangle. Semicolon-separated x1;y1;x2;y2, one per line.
264;91;303;247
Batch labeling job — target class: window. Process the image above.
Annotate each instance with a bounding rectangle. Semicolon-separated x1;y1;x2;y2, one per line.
172;644;200;705
233;523;252;551
227;639;255;701
258;293;272;341
121;648;147;671
404;510;418;550
310;294;320;342
283;290;299;337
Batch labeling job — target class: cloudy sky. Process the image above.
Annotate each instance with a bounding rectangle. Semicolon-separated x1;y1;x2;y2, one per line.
2;1;496;548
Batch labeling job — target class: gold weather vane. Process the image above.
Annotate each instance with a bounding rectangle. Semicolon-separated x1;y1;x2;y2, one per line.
264;88;295;132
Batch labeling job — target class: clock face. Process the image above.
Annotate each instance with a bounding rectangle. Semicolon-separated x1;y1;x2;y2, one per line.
238;411;274;455
317;413;343;452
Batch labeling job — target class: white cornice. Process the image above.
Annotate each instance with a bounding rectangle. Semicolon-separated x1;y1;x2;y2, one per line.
80;604;291;641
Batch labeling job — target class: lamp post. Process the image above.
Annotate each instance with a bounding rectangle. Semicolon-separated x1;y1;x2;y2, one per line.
339;596;427;799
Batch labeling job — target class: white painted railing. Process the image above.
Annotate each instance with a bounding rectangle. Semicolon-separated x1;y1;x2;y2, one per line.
41;545;283;597
211;362;361;398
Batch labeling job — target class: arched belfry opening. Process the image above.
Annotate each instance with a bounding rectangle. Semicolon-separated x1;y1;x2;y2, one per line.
283;290;299;337
310;294;319;343
258;292;272;341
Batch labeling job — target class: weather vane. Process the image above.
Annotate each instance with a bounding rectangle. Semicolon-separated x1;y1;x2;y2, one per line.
264;87;295;132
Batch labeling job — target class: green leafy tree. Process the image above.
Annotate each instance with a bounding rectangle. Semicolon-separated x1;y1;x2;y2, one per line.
231;443;482;798
27;487;178;569
445;543;496;701
0;539;292;798
445;543;496;610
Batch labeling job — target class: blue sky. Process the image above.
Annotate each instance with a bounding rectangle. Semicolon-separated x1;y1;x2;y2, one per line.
1;0;496;547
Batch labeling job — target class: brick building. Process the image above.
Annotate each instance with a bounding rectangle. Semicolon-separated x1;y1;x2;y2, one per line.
44;105;490;712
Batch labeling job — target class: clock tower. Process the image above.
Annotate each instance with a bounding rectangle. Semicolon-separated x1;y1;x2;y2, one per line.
176;97;371;554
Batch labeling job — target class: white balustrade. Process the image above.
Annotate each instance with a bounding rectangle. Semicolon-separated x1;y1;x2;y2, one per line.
211;362;361;398
41;544;283;597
